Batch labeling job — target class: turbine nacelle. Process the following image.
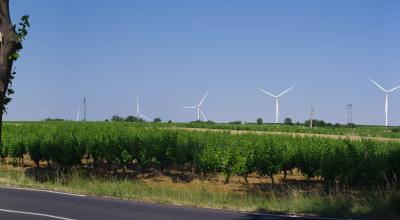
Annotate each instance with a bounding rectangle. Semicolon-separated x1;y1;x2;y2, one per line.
258;86;295;123
136;96;151;121
181;92;209;121
369;78;400;93
369;78;400;126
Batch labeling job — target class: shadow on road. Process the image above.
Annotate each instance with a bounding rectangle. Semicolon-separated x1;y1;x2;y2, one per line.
236;213;294;220
236;213;342;220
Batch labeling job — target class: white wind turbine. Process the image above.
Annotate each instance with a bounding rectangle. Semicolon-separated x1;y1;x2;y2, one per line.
76;105;80;122
258;86;295;123
135;96;151;121
181;92;209;121
369;78;400;126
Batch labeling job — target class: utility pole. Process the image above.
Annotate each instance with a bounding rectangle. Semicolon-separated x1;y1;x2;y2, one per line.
83;98;87;121
346;104;353;124
310;107;315;128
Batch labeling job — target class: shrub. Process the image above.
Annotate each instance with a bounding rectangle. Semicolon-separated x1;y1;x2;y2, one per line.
284;117;293;125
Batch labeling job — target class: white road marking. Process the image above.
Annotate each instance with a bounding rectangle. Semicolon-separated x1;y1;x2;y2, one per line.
242;212;354;220
0;186;85;197
0;208;76;220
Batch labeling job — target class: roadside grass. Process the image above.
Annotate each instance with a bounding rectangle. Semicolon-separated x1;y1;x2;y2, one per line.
0;166;399;219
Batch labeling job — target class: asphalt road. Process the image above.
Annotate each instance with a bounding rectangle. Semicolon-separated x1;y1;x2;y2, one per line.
0;187;352;220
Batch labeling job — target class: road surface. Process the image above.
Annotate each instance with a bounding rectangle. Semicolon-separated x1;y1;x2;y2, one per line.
0;187;353;220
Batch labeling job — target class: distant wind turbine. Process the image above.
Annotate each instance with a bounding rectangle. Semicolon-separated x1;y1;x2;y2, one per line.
76;105;80;122
135;96;151;121
369;78;400;126
181;92;209;121
258;86;295;123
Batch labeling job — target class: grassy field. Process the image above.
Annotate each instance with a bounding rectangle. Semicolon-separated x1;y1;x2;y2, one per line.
0;165;399;219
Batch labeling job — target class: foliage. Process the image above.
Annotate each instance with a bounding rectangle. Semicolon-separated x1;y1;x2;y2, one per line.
153;118;162;123
110;115;145;122
256;118;263;125
228;121;242;125
392;127;400;133
2;122;400;187
44;118;65;122
111;115;124;122
283;117;293;125
304;119;327;127
125;115;145;122
4;15;31;109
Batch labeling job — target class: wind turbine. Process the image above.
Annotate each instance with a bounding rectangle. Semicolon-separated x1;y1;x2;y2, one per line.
181;92;208;121
258;86;295;123
76;105;80;122
369;78;400;126
135;96;151;121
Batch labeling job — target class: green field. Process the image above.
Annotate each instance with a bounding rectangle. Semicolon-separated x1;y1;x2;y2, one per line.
0;121;400;218
148;122;400;139
1;121;400;185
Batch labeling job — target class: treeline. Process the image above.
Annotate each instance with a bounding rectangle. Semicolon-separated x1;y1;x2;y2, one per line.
109;115;163;123
110;115;146;122
227;118;356;128
1;122;399;187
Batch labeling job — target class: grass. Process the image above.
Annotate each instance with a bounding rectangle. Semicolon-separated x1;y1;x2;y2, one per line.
0;165;399;219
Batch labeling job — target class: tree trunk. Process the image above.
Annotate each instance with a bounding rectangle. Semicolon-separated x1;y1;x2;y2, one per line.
243;175;249;185
0;111;2;148
47;160;52;169
269;174;275;185
224;173;231;184
283;170;287;181
0;0;22;144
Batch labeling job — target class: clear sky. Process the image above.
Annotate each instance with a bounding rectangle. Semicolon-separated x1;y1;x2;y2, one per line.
6;0;400;125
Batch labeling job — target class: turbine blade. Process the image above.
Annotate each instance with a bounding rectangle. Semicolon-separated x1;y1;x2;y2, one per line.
389;85;400;93
258;88;276;97
278;86;295;97
369;78;387;92
140;114;151;121
200;109;207;121
181;106;197;109
198;92;209;106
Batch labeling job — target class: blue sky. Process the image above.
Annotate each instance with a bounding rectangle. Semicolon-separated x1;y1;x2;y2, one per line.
6;0;400;125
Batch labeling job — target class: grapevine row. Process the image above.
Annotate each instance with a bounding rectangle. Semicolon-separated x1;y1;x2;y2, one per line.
1;122;399;186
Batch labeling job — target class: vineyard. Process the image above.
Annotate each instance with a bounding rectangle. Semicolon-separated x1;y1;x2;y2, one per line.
147;122;400;139
1;122;400;187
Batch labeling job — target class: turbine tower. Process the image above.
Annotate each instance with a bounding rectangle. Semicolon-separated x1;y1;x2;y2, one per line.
135;96;151;121
258;86;295;123
76;105;80;122
83;97;87;121
369;78;400;126
181;92;209;121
